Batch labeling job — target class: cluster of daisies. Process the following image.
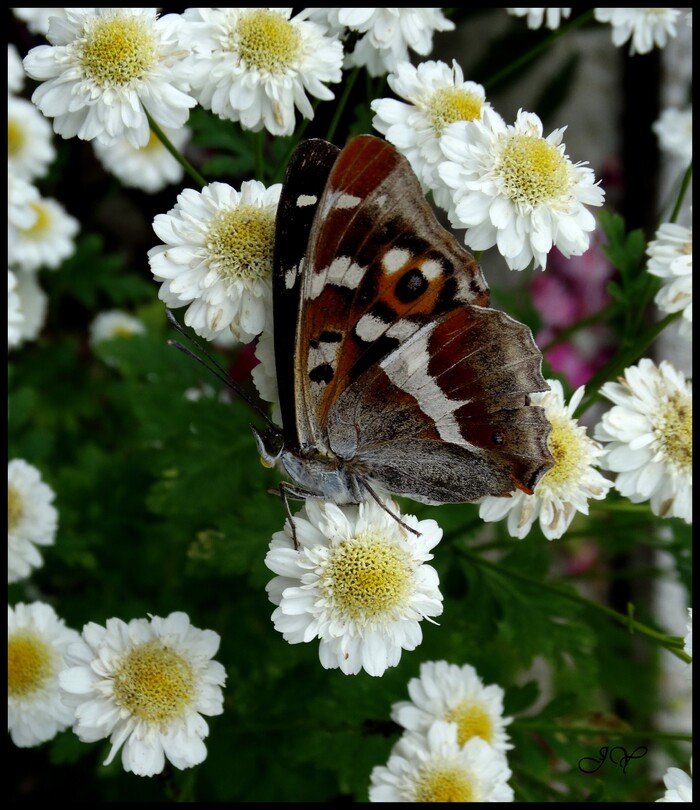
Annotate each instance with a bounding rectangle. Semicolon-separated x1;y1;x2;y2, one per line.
9;459;226;776
8;6;693;797
7;41;150;352
8;41;74;352
369;661;515;802
8;601;226;776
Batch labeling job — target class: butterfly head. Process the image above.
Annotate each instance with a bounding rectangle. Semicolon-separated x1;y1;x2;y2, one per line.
252;425;284;469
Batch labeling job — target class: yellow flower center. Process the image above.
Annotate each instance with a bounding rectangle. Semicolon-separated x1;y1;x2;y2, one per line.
323;532;413;621
445;701;493;746
8;483;24;533
144;130;162;152
78;16;156;88
655;391;692;474
415;765;475;802
428;88;483;137
234;10;300;74
112;640;196;725
499;134;570;208
112;325;137;337
8;119;25;156
8;632;54;697
206;205;275;284
20;202;51;237
539;412;588;493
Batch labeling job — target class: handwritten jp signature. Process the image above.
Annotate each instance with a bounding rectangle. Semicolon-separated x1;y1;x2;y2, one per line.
578;745;648;775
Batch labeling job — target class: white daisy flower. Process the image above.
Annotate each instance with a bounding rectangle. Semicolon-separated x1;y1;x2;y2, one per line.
308;8;455;78
594;359;692;524
8;43;25;93
89;310;146;346
265;498;443;677
8;170;40;238
251;326;282;427
22;8;196;148
657;761;693;802
8;269;24;350
8;193;79;272
438;107;605;271
60;611;227;777
92;125;190;193
594;8;680;55
480;380;612;540
8;458;58;584
181;8;343;137
646;220;692;339
148;179;280;343
11;269;48;346
391;660;513;752
653;107;693;164
8;94;56;182
507;8;572;30
8;602;82;748
371;59;490;201
12;7;67;36
369;720;514;802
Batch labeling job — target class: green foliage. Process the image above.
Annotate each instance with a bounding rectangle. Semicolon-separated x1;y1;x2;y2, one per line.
49;233;155;309
599;211;648;281
189;107;258;179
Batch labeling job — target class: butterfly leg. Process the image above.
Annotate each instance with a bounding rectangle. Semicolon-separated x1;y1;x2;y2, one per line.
275;481;337;550
271;480;423;548
278;481;314;551
357;478;422;538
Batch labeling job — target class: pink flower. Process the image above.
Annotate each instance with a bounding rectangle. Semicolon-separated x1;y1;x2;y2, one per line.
532;235;616;387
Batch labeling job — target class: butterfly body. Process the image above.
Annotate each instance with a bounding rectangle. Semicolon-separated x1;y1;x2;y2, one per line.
255;423;367;504
255;135;553;511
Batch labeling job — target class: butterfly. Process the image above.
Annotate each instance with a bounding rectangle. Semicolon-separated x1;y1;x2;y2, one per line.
253;134;553;529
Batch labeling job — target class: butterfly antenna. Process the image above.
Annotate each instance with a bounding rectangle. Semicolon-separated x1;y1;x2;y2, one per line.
165;309;275;428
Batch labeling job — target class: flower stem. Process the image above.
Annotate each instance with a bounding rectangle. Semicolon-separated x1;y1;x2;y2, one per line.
540;303;617;352
144;108;208;189
274;113;315;185
326;67;361;144
670;162;693;223
253;129;265;183
485;9;594;90
575;312;680;416
513;722;692;742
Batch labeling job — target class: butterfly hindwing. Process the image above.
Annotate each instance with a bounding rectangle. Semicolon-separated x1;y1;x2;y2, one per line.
326;305;553;500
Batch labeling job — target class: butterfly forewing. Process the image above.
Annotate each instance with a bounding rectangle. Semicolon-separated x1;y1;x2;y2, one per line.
273;138;340;447
297;135;494;449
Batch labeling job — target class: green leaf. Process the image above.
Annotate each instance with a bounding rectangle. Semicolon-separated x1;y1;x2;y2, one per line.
598;210;647;279
45;232;154;310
